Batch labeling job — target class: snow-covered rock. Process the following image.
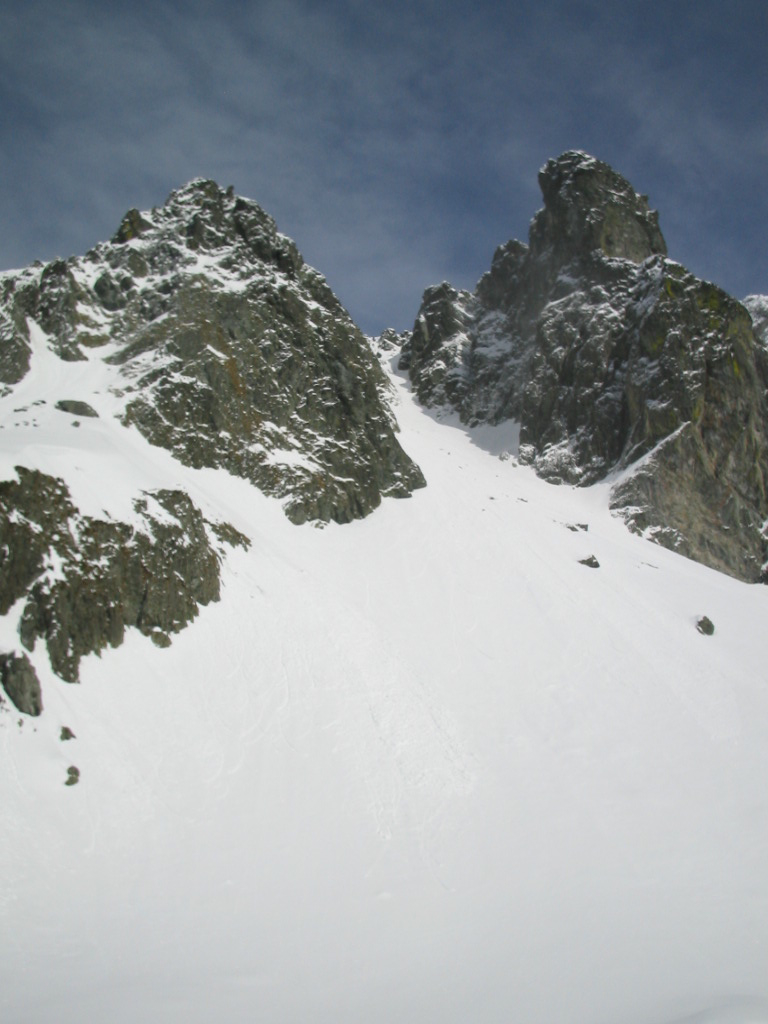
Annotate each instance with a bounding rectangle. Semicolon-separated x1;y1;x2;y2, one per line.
0;180;426;704
400;152;768;581
0;179;425;526
744;293;768;346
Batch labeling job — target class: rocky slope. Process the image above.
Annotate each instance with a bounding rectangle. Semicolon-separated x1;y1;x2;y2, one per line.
1;161;766;716
400;151;768;582
0;468;248;709
0;181;424;711
0;179;424;525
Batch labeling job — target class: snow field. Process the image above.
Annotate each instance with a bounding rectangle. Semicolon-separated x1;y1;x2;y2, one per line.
1;344;768;1023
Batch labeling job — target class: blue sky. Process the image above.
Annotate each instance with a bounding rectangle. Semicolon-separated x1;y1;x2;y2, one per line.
1;0;766;334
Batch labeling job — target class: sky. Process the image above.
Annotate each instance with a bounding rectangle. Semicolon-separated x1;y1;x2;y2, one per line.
0;0;766;335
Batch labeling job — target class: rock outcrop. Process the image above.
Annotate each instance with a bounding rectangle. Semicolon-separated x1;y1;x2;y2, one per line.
744;295;768;347
0;179;429;715
400;152;768;582
0;466;247;685
0;180;424;525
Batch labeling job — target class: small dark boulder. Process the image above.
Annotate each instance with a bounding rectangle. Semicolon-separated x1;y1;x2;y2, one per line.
64;765;80;786
696;615;715;635
55;400;99;417
0;651;43;716
579;555;600;568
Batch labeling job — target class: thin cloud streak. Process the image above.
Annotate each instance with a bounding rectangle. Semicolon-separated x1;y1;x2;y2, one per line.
0;1;765;334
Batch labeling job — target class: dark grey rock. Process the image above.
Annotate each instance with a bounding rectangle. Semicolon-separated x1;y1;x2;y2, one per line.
0;466;246;686
0;179;425;524
55;400;99;417
64;765;80;786
579;555;600;568
109;182;425;524
0;296;31;388
696;616;715;635
0;651;43;716
530;150;667;265
400;151;768;582
112;208;154;244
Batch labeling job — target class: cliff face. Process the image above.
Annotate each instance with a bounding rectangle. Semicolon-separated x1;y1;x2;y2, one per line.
400;152;768;582
0;468;246;698
1;161;766;718
0;179;424;526
0;180;425;711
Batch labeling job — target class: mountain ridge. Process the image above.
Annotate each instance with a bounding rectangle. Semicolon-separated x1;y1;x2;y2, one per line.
0;178;426;712
400;151;768;582
2;161;768;1021
1;152;766;720
0;178;425;523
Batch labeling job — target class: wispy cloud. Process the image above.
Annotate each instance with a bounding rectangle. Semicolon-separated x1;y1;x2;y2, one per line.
1;0;766;332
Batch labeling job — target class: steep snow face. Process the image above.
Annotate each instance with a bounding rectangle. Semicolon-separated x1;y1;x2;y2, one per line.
2;352;768;1024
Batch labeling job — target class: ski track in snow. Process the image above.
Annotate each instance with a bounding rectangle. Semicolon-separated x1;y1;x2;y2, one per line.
1;331;768;1023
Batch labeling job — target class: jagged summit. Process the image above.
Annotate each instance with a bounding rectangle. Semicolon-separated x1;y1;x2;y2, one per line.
530;150;667;264
400;151;768;582
0;179;425;526
112;178;301;273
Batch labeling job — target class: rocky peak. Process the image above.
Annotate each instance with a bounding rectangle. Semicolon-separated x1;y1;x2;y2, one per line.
400;152;768;582
112;179;303;279
0;179;428;709
529;151;667;265
0;180;425;526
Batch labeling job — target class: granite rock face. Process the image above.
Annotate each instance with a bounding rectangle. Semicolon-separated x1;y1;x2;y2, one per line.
0;180;424;525
0;466;247;685
400;152;768;582
0;180;427;713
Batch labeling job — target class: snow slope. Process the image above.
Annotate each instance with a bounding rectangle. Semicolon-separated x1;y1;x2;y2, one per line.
1;343;768;1024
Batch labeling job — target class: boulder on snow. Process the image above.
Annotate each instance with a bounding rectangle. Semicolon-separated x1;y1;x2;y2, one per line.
55;400;99;417
0;651;43;716
579;555;600;568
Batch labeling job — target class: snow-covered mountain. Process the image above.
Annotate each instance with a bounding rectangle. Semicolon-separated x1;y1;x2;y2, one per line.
0;179;423;525
0;180;423;693
2;159;768;1024
401;152;768;582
